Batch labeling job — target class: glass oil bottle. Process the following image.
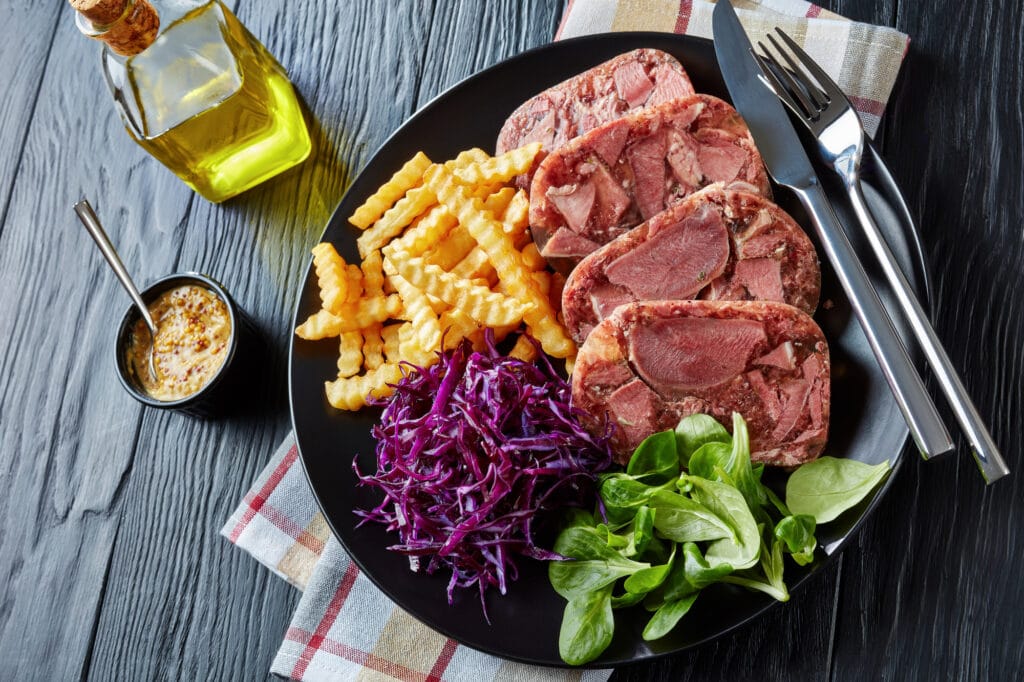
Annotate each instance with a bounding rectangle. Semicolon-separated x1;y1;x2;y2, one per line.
72;0;311;203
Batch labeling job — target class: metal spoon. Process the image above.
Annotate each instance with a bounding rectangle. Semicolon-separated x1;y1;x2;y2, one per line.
74;199;159;383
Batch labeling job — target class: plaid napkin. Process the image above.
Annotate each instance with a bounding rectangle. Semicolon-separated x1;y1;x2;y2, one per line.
558;0;910;136
224;3;910;680
222;438;612;681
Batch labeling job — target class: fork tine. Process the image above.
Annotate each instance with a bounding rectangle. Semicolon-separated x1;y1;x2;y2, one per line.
757;41;819;120
765;32;828;111
773;27;844;103
751;48;811;120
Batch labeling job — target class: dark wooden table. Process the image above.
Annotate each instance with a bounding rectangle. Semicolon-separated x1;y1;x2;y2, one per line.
1;1;1020;679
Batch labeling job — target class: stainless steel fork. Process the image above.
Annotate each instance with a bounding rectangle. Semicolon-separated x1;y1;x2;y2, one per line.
755;28;1009;483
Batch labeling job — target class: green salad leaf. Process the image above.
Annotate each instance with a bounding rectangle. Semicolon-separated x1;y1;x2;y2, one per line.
683;475;761;570
549;412;893;665
774;514;817;566
786;457;891;523
627;430;680;484
549;526;650;600
559;585;615;666
643;593;699;641
674;414;731;467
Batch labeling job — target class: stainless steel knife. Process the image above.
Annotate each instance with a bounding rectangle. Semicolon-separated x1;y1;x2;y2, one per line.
712;0;953;459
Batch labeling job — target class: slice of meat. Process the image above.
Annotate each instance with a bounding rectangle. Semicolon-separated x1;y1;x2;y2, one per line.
602;205;730;301
589;282;634;318
546;182;596;234
629;317;768;394
754;341;797;370
561;184;820;345
626;131;669;220
649;63;694;106
608;379;662;446
572;300;830;466
733;258;785;301
530;94;772;273
540;227;602;260
613;60;655;108
496;49;696;188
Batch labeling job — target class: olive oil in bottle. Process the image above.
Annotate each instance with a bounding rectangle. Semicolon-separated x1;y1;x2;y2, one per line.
73;0;311;203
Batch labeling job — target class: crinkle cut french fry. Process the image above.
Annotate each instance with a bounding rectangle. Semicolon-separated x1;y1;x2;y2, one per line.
325;362;405;411
564;353;576;377
382;259;442;363
425;292;449;315
445;148;490;171
311;242;349;313
509;334;539;363
295;309;339;340
361;250;385;298
388;249;528;327
337;331;363;378
482;187;516;216
438;308;480;350
357;185;437;259
531;270;552;296
501;189;531;241
426;225;477;270
449;246;496;284
294;295;403;339
381;323;405;361
427;164;575;358
389;205;457;257
348;152;432;229
453;142;542;185
362;323;384;370
470;182;505;199
520;242;546;272
346;264;364;303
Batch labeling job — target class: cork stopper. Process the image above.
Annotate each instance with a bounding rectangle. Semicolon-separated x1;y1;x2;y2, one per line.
72;0;160;57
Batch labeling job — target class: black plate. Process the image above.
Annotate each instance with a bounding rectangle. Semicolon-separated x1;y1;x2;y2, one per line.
289;33;929;667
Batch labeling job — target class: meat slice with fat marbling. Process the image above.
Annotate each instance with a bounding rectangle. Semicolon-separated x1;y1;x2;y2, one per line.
561;184;820;345
530;95;771;272
496;48;696;187
572;300;830;466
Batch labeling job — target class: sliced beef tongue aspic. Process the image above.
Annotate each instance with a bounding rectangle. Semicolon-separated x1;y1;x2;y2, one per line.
496;48;696;187
561;184;821;344
572;300;830;466
529;94;771;273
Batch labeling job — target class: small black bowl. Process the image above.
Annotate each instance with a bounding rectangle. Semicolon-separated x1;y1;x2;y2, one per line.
114;272;260;418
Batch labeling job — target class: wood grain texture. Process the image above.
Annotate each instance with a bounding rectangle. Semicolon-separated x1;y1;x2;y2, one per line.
830;0;1024;680
0;1;64;239
0;3;201;678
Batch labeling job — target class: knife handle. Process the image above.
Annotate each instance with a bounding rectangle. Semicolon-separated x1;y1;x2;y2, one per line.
844;178;1009;482
794;181;954;459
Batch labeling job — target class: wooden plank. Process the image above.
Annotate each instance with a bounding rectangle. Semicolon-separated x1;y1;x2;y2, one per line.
830;0;1024;679
0;4;203;680
0;0;63;236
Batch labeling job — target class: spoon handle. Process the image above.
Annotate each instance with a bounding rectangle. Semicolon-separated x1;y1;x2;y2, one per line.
74;200;158;333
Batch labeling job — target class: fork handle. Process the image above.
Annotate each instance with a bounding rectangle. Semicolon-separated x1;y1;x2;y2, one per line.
793;182;954;460
844;178;1009;482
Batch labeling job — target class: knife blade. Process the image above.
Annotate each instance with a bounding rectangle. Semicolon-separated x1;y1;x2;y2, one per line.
712;0;953;459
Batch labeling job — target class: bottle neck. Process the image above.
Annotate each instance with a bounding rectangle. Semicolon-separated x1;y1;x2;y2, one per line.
73;0;161;57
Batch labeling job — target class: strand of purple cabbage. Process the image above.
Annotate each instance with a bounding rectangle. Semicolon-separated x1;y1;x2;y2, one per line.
354;334;613;614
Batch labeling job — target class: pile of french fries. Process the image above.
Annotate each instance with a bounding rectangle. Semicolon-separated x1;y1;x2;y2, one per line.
295;144;577;410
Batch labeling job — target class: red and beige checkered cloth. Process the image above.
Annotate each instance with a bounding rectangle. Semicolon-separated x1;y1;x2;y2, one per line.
558;0;909;136
223;2;909;680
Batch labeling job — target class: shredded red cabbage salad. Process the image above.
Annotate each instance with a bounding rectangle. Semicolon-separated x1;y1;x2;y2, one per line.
354;333;613;612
